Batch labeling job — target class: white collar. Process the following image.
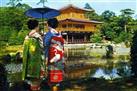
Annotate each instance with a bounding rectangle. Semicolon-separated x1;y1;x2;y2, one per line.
48;27;58;34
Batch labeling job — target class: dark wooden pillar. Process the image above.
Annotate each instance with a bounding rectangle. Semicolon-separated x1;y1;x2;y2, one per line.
84;34;87;43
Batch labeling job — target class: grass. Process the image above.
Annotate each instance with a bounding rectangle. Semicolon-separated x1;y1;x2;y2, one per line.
89;52;103;57
0;45;23;57
5;45;23;53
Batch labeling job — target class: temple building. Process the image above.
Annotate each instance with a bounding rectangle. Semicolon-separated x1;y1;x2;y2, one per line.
46;4;102;44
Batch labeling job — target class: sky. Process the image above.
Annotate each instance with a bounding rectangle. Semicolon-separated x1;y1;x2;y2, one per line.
1;0;137;17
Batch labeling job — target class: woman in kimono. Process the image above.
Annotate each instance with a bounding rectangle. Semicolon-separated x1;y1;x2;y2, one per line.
43;18;60;59
43;18;65;88
22;19;44;91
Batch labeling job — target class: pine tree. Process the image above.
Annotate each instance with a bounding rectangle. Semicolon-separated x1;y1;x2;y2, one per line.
37;0;47;7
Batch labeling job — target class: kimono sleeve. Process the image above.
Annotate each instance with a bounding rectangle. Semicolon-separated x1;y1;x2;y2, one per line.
22;39;29;80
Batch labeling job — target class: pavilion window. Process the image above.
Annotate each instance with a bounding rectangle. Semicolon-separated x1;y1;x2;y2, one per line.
94;25;96;28
80;14;83;18
62;24;67;28
68;24;73;28
74;24;85;29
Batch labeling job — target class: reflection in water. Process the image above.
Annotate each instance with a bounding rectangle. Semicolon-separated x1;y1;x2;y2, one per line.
66;68;92;80
3;48;131;84
64;48;131;80
65;61;131;80
4;59;131;83
117;62;131;77
92;68;120;80
5;63;22;73
5;60;131;83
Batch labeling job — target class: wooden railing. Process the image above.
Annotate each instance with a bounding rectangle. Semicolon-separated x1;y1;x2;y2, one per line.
57;27;95;32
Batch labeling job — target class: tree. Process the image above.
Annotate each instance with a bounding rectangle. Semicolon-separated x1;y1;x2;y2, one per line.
128;19;137;33
0;7;28;45
0;27;12;42
100;22;117;41
114;31;132;43
16;3;31;10
37;0;47;7
101;10;115;21
7;8;27;31
84;3;102;21
84;3;93;10
7;0;22;7
120;9;134;17
100;9;135;44
90;32;102;43
120;9;134;32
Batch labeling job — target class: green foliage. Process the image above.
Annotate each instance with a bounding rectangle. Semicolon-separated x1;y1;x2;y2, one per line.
114;32;131;43
100;17;135;43
100;8;135;43
0;26;12;41
7;29;29;45
37;0;47;7
84;3;136;44
102;10;115;21
100;22;117;41
0;6;30;46
90;32;102;43
84;3;102;21
0;7;27;30
84;4;131;43
84;3;93;10
0;3;136;47
128;20;137;32
120;8;135;17
16;3;31;10
7;0;22;7
85;11;102;21
8;30;18;45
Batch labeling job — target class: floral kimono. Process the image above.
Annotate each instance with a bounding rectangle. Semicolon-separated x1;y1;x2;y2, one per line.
48;36;65;70
22;31;44;80
43;27;60;59
44;28;65;83
48;36;65;83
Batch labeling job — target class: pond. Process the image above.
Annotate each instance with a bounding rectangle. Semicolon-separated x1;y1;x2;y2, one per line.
65;57;131;80
1;47;131;86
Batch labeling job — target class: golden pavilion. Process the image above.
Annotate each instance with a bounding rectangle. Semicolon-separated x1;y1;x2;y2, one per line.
47;4;102;43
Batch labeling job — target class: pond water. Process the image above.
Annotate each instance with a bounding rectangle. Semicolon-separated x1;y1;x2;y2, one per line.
92;68;120;80
2;56;131;84
65;58;131;80
1;48;131;84
5;63;22;74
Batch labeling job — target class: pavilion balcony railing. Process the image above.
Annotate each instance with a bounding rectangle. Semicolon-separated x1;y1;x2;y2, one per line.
57;28;95;32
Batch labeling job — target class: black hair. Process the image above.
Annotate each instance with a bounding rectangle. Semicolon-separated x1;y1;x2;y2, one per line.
27;19;39;30
47;18;59;29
